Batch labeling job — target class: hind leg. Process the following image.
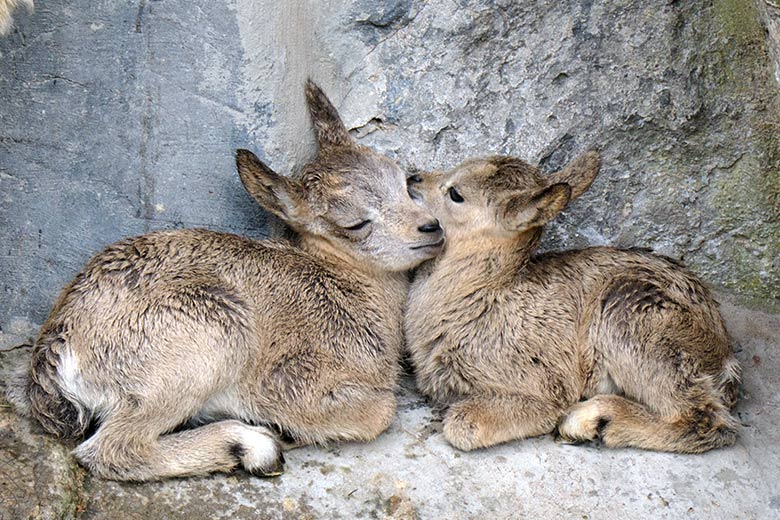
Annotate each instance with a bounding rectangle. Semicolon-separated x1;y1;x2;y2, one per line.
560;277;740;453
74;405;283;481
557;391;738;453
66;332;283;480
442;395;564;451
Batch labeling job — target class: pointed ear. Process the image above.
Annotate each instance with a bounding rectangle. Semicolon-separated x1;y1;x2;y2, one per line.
305;79;353;149
502;183;572;232
235;149;306;222
547;151;600;200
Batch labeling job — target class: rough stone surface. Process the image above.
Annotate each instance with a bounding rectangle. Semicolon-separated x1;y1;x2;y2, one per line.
1;294;779;519
336;0;780;308
1;0;779;335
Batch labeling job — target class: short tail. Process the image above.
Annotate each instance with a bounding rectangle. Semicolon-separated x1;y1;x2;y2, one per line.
27;330;91;439
2;343;34;416
717;355;742;410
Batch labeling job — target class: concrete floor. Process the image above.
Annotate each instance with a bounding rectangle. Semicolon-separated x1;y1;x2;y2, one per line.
1;294;779;519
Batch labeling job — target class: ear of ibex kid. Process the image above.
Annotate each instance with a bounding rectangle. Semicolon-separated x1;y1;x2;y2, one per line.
501;183;572;233
235;149;309;224
546;151;601;200
305;79;352;149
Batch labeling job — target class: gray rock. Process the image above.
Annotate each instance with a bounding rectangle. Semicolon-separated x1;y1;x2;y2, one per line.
326;0;780;307
1;1;778;339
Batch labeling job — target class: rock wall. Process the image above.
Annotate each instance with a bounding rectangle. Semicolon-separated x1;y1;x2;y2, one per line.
1;0;778;338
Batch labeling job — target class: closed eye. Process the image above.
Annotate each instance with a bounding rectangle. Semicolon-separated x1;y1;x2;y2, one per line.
344;220;371;231
448;186;464;203
407;175;423;200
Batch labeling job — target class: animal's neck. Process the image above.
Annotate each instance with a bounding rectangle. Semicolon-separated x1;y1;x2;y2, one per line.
299;232;409;309
435;228;543;284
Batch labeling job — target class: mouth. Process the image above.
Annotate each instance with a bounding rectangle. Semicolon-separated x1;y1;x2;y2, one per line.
410;237;445;250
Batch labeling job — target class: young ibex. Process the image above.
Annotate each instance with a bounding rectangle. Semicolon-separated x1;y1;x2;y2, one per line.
405;152;740;453
9;81;444;481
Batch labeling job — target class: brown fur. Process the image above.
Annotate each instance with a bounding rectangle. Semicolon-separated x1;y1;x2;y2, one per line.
15;81;444;481
406;151;740;454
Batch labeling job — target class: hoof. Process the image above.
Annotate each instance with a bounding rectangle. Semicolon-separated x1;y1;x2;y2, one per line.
557;399;611;445
248;452;285;478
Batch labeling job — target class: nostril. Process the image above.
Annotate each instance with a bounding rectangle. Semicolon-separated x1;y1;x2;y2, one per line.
418;220;442;233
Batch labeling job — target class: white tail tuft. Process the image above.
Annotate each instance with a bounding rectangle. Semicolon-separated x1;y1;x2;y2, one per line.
0;0;34;36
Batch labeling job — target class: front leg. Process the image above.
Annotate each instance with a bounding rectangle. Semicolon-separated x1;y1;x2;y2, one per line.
270;385;398;446
443;394;564;451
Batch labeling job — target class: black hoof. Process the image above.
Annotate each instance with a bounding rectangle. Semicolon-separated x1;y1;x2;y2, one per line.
248;455;285;478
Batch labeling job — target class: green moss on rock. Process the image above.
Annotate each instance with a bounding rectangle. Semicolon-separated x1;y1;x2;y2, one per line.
713;0;764;45
691;0;780;309
711;152;780;306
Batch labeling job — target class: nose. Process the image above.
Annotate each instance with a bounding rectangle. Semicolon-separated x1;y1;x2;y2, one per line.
418;219;442;234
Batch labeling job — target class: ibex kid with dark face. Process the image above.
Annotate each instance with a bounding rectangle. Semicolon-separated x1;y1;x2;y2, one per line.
8;81;444;481
405;152;740;453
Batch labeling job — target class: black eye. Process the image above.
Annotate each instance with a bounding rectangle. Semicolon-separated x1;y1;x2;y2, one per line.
344;220;371;231
448;187;464;203
407;174;423;184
